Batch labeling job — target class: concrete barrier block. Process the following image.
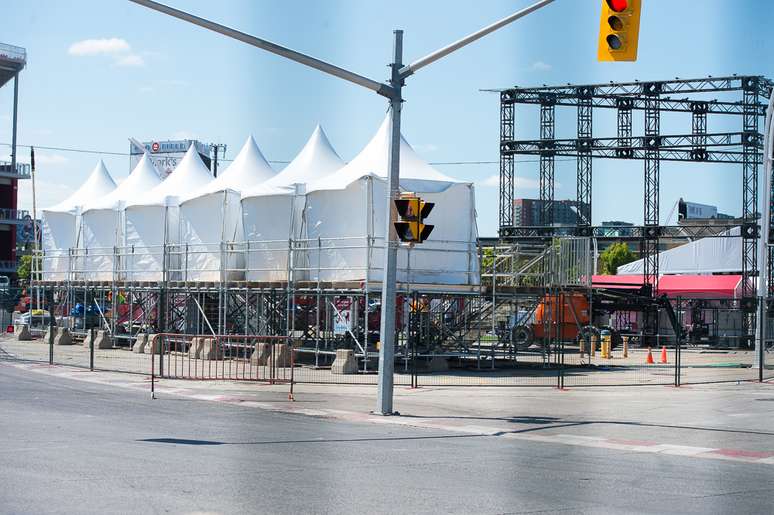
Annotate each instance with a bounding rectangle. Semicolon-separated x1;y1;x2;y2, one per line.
145;334;162;355
428;355;449;372
250;342;272;365
199;338;222;360
44;327;54;344
54;328;73;346
132;333;148;354
15;324;32;341
331;349;358;374
188;337;204;359
272;343;292;368
92;330;112;349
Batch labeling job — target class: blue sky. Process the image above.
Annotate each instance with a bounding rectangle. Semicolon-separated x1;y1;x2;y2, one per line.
2;0;773;236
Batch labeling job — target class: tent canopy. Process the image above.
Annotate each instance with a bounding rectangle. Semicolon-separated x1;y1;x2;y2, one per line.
83;153;162;212
306;115;461;193
592;274;743;298
617;227;741;275
44;160;117;214
127;145;212;207
191;135;274;198
262;125;343;189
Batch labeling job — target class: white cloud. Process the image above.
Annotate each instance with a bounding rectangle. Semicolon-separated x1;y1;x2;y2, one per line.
68;38;131;56
479;175;540;190
115;54;145;67
34;153;69;166
18;180;73;213
531;61;552;72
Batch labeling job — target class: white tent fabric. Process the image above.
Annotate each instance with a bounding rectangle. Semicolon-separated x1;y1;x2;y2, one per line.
243;126;344;282
79;154;163;280
179;136;276;281
124;146;213;281
304;116;479;285
41;160;117;281
617;227;741;275
263;125;343;188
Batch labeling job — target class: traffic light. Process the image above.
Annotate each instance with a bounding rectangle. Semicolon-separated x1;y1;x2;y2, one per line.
597;0;641;62
394;193;434;244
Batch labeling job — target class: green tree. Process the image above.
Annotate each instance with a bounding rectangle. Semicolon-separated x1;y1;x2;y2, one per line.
598;242;636;275
17;254;40;283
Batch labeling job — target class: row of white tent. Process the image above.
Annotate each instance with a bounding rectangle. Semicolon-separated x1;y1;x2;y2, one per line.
41;116;479;285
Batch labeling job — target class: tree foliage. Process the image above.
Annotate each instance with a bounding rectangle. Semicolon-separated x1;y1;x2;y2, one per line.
17;254;40;283
598;242;637;275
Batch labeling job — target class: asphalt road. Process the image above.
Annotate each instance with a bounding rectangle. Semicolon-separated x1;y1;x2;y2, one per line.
1;364;773;514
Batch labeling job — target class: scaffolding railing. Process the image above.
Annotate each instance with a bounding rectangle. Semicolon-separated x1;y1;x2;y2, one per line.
36;235;480;287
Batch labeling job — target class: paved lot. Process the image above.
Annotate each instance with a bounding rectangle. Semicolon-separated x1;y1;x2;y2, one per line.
2;358;774;514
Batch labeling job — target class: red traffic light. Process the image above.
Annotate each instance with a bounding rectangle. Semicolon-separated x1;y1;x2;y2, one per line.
606;0;628;12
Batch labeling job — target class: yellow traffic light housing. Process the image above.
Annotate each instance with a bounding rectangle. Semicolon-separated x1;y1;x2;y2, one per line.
394;193;434;244
597;0;641;62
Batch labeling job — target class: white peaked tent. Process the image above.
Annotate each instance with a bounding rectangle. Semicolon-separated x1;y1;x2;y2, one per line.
42;160;117;281
242;125;344;282
617;227;742;275
178;135;276;281
304;116;479;285
124;145;213;281
79;154;163;280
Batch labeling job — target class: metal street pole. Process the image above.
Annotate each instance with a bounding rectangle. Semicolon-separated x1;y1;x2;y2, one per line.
128;0;556;415
375;31;403;415
755;90;774;371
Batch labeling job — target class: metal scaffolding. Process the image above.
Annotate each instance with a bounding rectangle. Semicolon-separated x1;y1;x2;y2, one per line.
499;75;774;344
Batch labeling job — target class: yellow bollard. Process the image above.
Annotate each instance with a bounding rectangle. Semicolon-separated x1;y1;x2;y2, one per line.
579;337;586;357
601;330;612;359
590;334;597;357
623;336;629;358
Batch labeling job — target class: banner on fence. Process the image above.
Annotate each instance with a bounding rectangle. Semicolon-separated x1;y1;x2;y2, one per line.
333;297;353;335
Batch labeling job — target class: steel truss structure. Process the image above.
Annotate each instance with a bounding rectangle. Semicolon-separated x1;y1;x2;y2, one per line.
499;75;774;342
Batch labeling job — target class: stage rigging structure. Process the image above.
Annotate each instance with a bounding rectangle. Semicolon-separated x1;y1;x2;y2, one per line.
498;75;774;343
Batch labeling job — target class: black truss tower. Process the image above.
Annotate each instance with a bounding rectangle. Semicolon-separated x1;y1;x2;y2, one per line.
498;75;773;342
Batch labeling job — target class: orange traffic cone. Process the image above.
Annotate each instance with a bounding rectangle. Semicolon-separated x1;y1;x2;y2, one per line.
646;347;654;364
660;346;668;364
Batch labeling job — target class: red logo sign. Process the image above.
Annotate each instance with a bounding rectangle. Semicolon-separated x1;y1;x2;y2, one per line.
151;142;160;152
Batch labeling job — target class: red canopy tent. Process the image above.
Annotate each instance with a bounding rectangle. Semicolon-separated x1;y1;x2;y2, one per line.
592;274;743;298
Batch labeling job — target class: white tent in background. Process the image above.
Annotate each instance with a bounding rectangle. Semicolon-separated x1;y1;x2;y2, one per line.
41;160;117;281
79;154;163;280
124;145;213;281
304;116;479;285
617;227;742;275
178;135;275;281
242;125;344;282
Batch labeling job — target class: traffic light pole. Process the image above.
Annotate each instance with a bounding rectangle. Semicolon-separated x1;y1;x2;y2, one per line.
375;31;403;415
128;0;556;415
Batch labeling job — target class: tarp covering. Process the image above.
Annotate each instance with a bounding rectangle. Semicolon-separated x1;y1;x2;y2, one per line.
42;160;117;281
180;136;275;281
124;145;213;281
243;126;344;282
592;274;743;298
80;154;162;280
303;115;479;285
617;227;741;275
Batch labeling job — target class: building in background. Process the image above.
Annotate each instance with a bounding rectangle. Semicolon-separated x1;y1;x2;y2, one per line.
129;139;212;178
513;198;591;227
677;198;733;220
600;220;636;237
0;42;30;279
